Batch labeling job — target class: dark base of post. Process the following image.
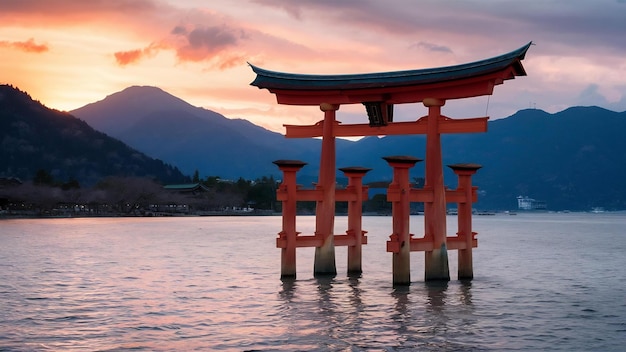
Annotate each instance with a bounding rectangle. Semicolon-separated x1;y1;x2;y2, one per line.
425;243;450;281
392;250;411;285
347;270;362;278
281;248;296;279
347;266;362;276
458;249;473;280
314;245;337;277
280;273;296;281
347;247;362;275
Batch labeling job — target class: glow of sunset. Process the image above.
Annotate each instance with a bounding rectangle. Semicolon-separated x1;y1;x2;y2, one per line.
1;0;625;133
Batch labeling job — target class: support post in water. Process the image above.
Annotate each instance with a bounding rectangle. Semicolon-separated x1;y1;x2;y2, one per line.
423;98;450;281
384;156;422;285
273;159;307;279
314;103;340;277
448;163;481;280
339;166;371;275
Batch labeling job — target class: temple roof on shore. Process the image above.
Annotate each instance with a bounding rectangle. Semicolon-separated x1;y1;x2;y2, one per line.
249;42;532;106
163;183;210;192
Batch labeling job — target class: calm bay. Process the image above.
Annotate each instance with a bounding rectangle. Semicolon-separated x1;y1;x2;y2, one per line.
1;213;625;351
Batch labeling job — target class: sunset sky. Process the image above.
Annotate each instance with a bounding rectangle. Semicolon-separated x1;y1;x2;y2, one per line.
1;0;625;133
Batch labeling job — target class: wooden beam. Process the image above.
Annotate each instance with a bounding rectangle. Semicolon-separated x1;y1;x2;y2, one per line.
445;189;478;203
335;188;369;202
285;116;488;138
277;232;369;248
387;236;478;253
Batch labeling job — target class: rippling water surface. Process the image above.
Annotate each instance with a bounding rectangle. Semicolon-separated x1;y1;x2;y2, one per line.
1;213;625;351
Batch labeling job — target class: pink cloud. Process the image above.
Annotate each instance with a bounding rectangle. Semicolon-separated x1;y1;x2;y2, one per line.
213;54;246;70
112;23;250;69
410;41;453;54
172;25;244;62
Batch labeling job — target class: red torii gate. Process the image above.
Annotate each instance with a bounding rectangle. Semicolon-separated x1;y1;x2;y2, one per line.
250;42;531;284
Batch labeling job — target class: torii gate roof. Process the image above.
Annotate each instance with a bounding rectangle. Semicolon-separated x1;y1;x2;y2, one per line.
250;42;531;106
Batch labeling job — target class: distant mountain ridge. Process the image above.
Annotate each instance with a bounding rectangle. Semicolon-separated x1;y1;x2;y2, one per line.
9;84;624;211
72;86;626;211
72;86;331;180
0;85;188;185
71;86;228;136
336;106;626;210
464;106;626;210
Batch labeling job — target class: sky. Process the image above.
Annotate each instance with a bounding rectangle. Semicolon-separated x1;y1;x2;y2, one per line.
1;0;625;133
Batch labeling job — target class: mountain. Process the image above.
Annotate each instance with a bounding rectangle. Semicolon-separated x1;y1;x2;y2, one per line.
444;106;626;211
71;86;338;181
337;107;626;211
71;86;626;211
0;85;188;185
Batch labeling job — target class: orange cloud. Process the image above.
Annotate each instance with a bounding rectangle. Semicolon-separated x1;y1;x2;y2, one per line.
114;49;143;66
0;38;48;53
114;42;165;66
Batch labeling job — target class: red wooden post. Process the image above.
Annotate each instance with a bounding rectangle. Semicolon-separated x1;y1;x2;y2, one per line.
314;103;339;276
384;156;422;285
449;163;481;280
273;159;307;279
339;166;371;275
423;98;450;281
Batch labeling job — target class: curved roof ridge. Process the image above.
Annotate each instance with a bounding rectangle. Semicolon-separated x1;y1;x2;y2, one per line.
249;42;532;90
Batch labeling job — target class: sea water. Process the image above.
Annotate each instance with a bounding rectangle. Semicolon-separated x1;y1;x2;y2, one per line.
1;213;625;351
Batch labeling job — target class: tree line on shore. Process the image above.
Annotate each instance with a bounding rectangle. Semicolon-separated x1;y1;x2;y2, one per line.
0;169;278;216
0;169;394;217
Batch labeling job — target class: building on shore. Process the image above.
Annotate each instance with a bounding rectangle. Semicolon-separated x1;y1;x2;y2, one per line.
517;196;547;210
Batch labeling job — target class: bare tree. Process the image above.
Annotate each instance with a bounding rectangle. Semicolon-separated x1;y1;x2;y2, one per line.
95;176;164;214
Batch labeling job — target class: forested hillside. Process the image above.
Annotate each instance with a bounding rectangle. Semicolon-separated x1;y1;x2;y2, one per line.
0;85;188;186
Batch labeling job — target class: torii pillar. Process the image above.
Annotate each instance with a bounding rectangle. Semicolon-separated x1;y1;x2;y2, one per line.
423;98;450;281
384;156;422;285
314;103;339;276
273;159;307;279
449;163;482;280
340;166;371;275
